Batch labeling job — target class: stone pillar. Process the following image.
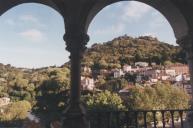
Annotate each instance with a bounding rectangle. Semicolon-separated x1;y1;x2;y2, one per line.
177;34;193;128
62;32;90;128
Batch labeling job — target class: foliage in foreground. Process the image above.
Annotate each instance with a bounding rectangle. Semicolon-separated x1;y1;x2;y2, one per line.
83;90;125;111
0;100;31;121
126;83;190;110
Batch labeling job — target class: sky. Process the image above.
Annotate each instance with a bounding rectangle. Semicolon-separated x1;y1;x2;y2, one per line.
0;1;176;68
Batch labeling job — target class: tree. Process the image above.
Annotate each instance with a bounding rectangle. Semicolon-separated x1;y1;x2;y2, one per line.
34;79;70;122
84;91;125;111
126;83;190;110
124;73;137;83
104;78;128;92
125;83;190;124
0;100;31;121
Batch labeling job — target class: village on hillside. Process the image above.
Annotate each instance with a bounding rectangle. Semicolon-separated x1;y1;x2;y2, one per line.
81;62;192;97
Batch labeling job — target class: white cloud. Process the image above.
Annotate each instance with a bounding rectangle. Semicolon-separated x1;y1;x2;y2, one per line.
91;23;125;36
142;32;158;38
4;19;15;26
149;14;168;29
19;14;46;27
121;2;152;22
20;14;39;23
114;2;124;8
19;29;45;42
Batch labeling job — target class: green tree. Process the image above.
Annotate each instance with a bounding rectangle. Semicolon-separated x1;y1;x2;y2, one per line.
0;100;31;121
84;91;125;111
34;79;70;121
127;83;190;110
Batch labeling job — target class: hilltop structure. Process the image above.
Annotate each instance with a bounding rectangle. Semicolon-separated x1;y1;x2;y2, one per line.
0;97;10;107
1;0;193;128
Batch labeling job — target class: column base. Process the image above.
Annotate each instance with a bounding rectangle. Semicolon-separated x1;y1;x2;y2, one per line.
62;102;90;128
185;112;193;128
185;102;193;128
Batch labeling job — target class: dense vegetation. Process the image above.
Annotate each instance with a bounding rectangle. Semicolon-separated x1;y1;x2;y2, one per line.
0;100;31;121
0;64;70;121
126;82;190;110
83;35;186;69
0;36;190;123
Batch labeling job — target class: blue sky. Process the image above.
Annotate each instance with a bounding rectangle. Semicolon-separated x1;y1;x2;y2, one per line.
0;1;176;68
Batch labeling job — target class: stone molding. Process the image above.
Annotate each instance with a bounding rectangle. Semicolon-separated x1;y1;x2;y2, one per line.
64;33;89;53
177;33;193;60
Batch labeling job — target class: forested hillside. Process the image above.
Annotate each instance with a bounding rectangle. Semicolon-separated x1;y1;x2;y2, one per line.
0;35;190;122
82;35;186;69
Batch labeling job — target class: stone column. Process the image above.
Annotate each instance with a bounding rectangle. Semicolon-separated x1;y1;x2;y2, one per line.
62;32;90;128
177;34;193;128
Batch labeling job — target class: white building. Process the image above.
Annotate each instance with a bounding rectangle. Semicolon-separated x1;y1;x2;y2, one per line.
161;75;170;81
165;69;176;76
135;62;148;67
0;97;10;107
81;76;95;90
175;74;183;82
82;66;91;73
144;69;161;79
113;69;124;78
0;78;6;82
150;78;158;83
123;65;132;72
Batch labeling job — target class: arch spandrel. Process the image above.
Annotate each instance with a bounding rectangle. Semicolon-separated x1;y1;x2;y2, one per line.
0;0;61;16
85;0;189;40
0;0;190;40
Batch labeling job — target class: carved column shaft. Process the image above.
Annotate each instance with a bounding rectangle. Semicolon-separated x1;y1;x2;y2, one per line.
177;33;193;128
62;32;90;128
177;34;193;100
64;33;89;103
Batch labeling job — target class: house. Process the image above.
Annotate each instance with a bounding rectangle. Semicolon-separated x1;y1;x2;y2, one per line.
123;65;132;72
0;78;6;82
113;69;124;78
165;69;176;76
81;76;95;90
169;64;189;75
144;69;161;79
174;74;183;82
0;97;10;107
161;75;170;81
183;74;190;81
150;78;158;83
135;62;148;67
82;66;91;73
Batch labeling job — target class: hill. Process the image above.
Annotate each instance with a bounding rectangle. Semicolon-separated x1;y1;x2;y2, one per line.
0;35;189;122
82;35;186;69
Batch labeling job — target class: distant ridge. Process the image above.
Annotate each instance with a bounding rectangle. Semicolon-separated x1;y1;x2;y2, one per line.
0;35;186;70
82;35;186;69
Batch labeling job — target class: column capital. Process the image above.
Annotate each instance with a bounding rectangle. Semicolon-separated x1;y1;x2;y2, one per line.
177;33;193;60
64;32;89;54
177;33;192;50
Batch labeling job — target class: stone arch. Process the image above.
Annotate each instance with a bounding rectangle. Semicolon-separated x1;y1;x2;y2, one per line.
86;0;189;40
0;0;61;17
